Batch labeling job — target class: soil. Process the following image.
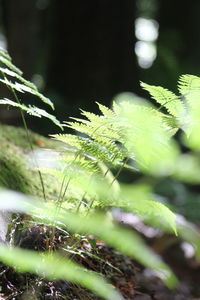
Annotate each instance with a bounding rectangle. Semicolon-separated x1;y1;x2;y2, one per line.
0;221;200;300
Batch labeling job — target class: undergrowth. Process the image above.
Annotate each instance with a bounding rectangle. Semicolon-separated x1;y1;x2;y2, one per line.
0;47;200;299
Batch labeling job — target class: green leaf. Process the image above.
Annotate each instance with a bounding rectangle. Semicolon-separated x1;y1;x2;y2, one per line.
0;190;178;288
143;213;200;261
0;48;12;61
118;102;179;175
173;154;200;183
0;99;63;130
119;184;177;235
0;245;123;300
141;82;183;117
178;74;200;95
0;78;54;109
0;54;22;75
181;91;200;149
96;102;116;117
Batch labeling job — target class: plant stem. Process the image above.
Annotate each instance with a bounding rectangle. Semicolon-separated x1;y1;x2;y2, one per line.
10;86;47;201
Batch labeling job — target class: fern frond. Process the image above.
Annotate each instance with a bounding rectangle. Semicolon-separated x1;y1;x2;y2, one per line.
0;48;12;61
112;101;121;115
65;121;121;140
51;134;84;150
61;155;100;174
30;107;63;129
161;115;179;136
0;48;61;129
0;98;39;116
61;101;178;175
0;78;53;109
0;67;35;90
95;136;127;161
131;200;177;235
0;245;123;300
66;104;123;140
0;99;62;129
69;117;91;125
118;102;179;174
52;134;126;169
96;102;116;117
0;52;22;75
0;67;23;80
178;74;200;95
80;110;102;123
140;81;183;117
78;138;120;166
119;184;177;234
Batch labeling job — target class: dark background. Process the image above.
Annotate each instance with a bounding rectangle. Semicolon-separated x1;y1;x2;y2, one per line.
0;0;200;134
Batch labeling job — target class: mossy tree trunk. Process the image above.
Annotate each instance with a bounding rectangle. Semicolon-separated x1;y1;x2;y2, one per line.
0;124;61;242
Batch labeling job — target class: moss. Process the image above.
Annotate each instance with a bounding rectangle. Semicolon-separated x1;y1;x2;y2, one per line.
0;124;57;150
0;124;61;200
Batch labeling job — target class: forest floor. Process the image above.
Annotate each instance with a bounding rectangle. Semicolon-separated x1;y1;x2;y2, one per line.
0;214;200;300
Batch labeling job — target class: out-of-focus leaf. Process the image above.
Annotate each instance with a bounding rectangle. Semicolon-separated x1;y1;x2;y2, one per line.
118;102;179;175
0;190;178;288
182;91;200;150
176;215;200;260
173;154;200;183
119;184;177;235
0;245;123;300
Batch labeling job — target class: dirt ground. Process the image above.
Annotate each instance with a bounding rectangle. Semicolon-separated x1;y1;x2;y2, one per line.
1;220;200;300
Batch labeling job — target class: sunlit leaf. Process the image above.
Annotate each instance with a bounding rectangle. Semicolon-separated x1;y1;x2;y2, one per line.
0;245;123;300
118;102;179;175
119;184;177;235
141;82;183;117
181;91;200;149
0;191;178;288
0;98;63;130
0;78;54;109
173;154;200;183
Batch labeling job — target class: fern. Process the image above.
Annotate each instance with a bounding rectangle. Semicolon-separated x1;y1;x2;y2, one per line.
178;74;200;95
49;101;178;228
0;51;22;75
0;98;63;129
96;101;116;117
0;47;62;129
0;191;178;290
141;74;200;149
53;104;128;170
5;71;200;297
0;245;123;300
140;81;183;117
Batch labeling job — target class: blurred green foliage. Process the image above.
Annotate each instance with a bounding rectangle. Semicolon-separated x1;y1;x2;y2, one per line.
1;45;200;298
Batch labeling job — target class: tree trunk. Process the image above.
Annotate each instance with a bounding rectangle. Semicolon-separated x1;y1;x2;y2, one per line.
0;124;60;242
